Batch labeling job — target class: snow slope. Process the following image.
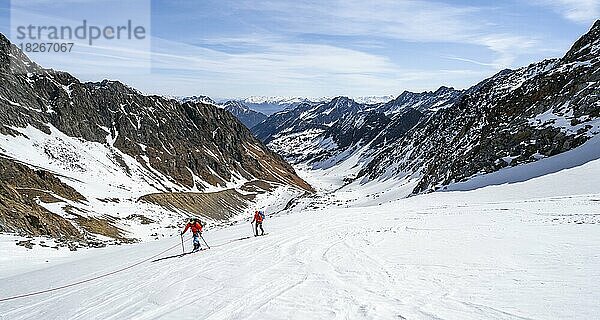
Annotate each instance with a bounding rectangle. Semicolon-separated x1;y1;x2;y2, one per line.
444;135;600;192
1;145;599;319
0;124;303;242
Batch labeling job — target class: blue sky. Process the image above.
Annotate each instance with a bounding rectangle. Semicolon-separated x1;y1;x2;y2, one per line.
0;0;598;99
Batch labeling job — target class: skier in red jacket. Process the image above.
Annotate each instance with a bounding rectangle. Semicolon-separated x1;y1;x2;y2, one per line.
251;210;265;236
181;218;203;252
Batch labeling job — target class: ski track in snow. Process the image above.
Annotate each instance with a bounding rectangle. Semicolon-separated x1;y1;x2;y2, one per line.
1;156;600;319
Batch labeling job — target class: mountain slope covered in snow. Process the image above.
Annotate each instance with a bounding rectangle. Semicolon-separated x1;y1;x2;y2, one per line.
360;20;600;194
1;134;598;319
0;33;311;246
252;88;463;176
254;21;600;196
0;16;598;320
229;95;396;115
235;96;323;115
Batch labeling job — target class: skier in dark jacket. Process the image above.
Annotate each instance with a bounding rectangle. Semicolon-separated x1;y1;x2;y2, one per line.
251;210;265;236
181;218;203;252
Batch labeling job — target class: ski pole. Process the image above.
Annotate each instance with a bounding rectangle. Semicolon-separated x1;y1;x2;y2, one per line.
180;234;185;254
200;234;210;249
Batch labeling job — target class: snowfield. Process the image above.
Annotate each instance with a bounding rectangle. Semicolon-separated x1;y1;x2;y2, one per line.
1;144;600;319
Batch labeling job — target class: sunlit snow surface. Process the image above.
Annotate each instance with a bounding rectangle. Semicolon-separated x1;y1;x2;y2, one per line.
1;136;599;319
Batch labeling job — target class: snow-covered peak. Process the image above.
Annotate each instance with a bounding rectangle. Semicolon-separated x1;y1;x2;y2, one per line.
351;95;395;105
224;100;251;112
238;95;395;105
240;96;321;105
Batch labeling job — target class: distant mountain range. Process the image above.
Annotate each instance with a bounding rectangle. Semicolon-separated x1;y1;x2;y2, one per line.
251;88;459;168
205;95;396;116
234;95;396;114
175;95;400;130
172;97;269;129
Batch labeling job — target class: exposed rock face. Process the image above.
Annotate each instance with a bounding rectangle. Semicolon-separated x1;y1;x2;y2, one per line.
0;156;86;201
223;100;267;129
379;86;463;114
0;157;83;239
140;189;255;222
0;33;310;192
0;156;136;244
139;180;287;222
178;95;217;105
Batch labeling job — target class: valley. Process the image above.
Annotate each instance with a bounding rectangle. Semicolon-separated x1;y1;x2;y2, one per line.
0;16;599;320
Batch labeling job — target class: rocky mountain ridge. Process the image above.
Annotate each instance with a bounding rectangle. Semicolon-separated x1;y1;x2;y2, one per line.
0;33;311;245
253;20;600;196
253;88;463;167
223;100;268;129
360;20;599;193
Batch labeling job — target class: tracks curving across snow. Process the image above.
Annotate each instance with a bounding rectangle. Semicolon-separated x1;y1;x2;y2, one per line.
1;157;600;319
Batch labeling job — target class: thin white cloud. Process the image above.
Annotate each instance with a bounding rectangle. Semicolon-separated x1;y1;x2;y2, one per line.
474;34;539;68
445;56;500;68
117;36;488;97
9;0;565;97
230;0;541;68
150;36;400;82
233;0;479;42
531;0;600;24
